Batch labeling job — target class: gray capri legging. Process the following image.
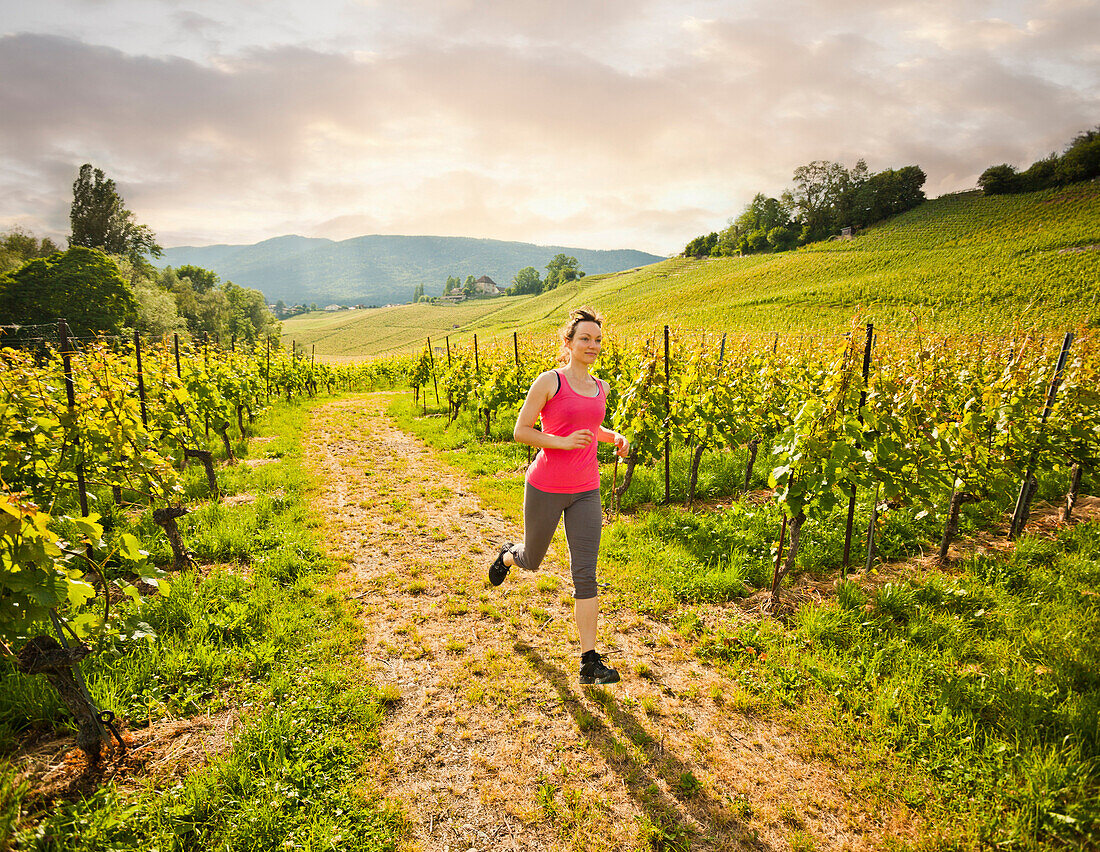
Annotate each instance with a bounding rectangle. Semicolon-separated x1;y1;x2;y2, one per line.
510;482;601;599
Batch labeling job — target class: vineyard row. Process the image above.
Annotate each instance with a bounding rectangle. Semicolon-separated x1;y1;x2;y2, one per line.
410;323;1100;604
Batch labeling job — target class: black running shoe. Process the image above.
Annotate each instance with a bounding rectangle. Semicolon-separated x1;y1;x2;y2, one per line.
488;542;514;586
579;650;620;684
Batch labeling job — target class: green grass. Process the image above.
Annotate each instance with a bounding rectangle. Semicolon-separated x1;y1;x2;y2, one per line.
689;522;1100;848
284;183;1100;359
0;400;404;851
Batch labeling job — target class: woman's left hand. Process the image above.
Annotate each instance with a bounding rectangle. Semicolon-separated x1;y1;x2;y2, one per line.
613;432;630;458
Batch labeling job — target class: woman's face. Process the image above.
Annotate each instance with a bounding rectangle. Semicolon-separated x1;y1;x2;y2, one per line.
567;320;602;365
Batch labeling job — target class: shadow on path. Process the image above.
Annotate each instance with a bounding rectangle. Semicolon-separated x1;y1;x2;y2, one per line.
517;642;771;852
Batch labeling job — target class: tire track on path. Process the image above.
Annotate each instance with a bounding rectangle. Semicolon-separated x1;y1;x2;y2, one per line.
303;394;920;852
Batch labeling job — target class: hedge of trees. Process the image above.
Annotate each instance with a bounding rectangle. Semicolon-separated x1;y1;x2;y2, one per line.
683;159;927;259
979;128;1100;196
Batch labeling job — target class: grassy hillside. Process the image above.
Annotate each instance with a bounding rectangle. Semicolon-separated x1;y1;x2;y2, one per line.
283;183;1100;359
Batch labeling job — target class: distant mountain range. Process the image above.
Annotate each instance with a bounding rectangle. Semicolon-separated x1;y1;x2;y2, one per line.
160;235;666;305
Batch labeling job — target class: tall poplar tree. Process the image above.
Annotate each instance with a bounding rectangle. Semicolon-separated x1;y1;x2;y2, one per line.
69;164;162;262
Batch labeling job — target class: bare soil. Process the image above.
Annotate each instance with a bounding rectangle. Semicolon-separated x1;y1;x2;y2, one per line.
303;395;926;852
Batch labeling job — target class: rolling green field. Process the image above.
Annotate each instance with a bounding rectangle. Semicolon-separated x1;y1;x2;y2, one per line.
283;183;1100;360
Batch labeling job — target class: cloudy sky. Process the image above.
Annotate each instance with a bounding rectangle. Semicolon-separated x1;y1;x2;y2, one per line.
0;0;1096;255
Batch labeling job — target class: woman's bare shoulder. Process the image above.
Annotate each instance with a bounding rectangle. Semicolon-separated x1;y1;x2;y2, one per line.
525;369;559;401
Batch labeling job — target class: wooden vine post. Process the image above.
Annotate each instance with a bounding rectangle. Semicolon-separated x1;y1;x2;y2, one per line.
515;331;531;465
134;330;148;427
842;322;874;577
203;332;211;438
59;321;90;521
427;337;439;406
1009;331;1073;538
663;325;671;505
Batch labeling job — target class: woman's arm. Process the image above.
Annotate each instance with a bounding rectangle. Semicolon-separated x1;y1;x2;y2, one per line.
597;425;630;457
595;382;629;457
513;371;594;450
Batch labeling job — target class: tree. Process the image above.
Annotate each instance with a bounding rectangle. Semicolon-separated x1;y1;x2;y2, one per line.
0;229;60;275
790;160;854;241
275;299;286;318
0;247;136;343
510;266;542;295
766;224;799;252
683;233;718;257
224;281;277;345
412;283;424;302
978;164;1019;195
735;194;793;236
174;264;219;294
719;193;797;255
843;165;926;227
1020;154;1059;192
977;128;1100;196
69;164;162;262
545;254;583;290
133;280;186;338
1056;127;1100;185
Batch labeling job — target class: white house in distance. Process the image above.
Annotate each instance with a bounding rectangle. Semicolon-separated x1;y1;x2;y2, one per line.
442;275;502;303
474;275;501;295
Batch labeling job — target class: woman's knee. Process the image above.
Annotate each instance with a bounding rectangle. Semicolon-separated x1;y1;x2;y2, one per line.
572;565;598;599
512;543;543;572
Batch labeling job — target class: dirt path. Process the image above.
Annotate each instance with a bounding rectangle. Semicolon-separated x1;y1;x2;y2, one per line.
303;395;919;852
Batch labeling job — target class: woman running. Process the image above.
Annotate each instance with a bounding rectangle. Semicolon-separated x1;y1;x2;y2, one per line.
488;307;629;685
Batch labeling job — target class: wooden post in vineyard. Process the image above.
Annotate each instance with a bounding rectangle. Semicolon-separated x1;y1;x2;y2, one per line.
173;332;192;438
1010;331;1073;538
265;336;270;402
427;337;439;406
515;331;531;465
134;330;148;427
203;332;210;439
664;325;671;505
842;322;873;576
474;334;480;375
59;321;90;520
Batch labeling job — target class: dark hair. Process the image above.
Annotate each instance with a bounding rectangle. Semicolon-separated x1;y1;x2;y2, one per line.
557;307;602;362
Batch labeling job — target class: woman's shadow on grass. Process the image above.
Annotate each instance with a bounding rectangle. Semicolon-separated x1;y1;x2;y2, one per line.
515;642;771;851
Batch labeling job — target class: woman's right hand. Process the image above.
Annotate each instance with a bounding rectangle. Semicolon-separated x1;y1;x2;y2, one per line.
558;429;594;450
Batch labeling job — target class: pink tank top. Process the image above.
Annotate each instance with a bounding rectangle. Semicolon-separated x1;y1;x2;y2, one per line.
526;369;606;493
